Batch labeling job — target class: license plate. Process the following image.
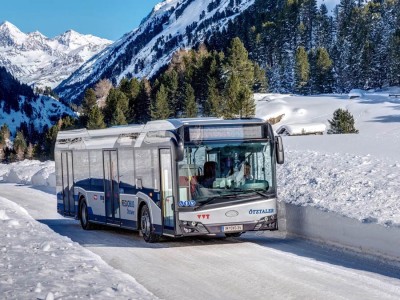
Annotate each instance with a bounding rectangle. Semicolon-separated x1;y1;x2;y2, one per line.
222;225;243;232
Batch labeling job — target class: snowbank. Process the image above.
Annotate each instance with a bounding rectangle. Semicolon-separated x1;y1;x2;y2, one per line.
0;160;55;188
0;196;156;299
277;123;326;135
278;150;400;228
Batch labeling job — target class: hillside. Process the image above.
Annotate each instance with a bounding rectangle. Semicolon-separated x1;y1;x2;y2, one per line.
0;67;75;137
0;21;112;88
56;0;400;104
55;0;255;103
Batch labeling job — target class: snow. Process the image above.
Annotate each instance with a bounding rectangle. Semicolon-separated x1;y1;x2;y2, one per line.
277;123;327;135
0;195;156;299
0;95;76;136
0;21;112;88
255;89;400;227
0;160;55;187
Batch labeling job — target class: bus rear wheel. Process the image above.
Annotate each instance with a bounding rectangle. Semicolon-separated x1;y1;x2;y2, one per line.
140;204;159;243
79;199;93;230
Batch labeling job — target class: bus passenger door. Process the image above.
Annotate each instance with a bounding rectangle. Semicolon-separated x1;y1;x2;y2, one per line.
61;151;75;216
103;150;121;225
160;149;175;235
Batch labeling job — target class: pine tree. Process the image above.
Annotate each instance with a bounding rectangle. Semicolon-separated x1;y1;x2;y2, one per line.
253;63;267;93
389;29;400;86
136;79;152;123
316;4;333;49
87;105;106;129
13;131;27;161
151;84;171;120
162;70;179;116
111;106;128;126
119;78;141;122
184;83;197;118
315;47;333;93
205;78;222;117
223;74;241;119
328;109;359;134
82;88;97;116
104;88;129;125
295;46;310;93
225;37;254;87
44;124;60;160
0;124;11;161
80;88;97;127
238;85;255;118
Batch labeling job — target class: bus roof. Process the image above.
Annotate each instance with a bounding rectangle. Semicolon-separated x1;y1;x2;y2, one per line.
56;117;267;142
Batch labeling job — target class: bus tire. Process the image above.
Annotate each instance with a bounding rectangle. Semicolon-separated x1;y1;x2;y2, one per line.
79;199;93;230
140;204;159;243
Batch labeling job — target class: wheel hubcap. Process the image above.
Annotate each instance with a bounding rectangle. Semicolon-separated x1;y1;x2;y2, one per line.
141;209;150;236
81;203;87;225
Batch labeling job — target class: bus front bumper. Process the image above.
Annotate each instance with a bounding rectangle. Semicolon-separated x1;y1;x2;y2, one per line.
179;214;278;236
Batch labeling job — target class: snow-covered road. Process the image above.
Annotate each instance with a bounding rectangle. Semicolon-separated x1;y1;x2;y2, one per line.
1;184;400;299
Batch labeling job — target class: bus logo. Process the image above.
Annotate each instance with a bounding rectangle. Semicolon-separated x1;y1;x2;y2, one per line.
225;210;239;217
197;214;210;220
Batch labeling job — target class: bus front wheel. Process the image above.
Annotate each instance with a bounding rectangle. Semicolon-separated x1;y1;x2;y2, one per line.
140;204;159;243
79;199;93;230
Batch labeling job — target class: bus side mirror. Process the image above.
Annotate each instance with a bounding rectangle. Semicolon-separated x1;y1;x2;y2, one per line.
275;136;284;164
176;140;184;161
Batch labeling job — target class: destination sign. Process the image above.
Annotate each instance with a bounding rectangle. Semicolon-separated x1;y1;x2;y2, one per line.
189;125;263;141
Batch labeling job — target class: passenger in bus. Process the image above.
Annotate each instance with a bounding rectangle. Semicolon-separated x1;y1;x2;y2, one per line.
228;161;253;186
202;161;217;188
243;162;253;181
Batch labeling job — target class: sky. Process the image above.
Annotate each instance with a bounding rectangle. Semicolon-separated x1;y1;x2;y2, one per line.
0;0;162;41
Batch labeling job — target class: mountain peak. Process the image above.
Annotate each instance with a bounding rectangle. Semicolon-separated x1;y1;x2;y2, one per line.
153;0;178;12
28;30;47;40
0;21;27;45
0;22;112;88
55;29;112;48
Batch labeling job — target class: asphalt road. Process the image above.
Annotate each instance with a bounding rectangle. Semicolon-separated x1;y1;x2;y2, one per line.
1;183;400;300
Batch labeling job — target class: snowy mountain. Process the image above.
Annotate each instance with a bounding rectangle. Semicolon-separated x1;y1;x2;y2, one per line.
0;94;75;136
0;21;112;89
0;66;75;136
55;0;255;103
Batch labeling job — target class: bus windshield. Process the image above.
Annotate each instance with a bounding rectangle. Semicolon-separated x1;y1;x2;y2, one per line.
178;141;275;208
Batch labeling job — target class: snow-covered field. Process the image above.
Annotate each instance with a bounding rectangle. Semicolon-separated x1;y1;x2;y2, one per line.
255;88;400;227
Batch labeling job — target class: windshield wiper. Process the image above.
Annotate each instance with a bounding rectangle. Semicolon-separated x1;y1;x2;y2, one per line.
243;189;269;197
194;194;237;211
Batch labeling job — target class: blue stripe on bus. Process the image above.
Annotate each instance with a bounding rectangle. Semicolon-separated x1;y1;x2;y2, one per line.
154;224;163;234
74;179;161;205
120;220;137;228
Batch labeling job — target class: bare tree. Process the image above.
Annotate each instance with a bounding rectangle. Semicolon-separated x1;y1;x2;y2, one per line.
26;143;34;160
94;79;112;108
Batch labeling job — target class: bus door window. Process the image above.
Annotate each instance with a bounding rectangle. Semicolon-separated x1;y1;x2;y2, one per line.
160;149;174;230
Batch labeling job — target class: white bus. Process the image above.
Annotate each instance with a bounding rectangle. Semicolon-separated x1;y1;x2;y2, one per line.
55;118;284;242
